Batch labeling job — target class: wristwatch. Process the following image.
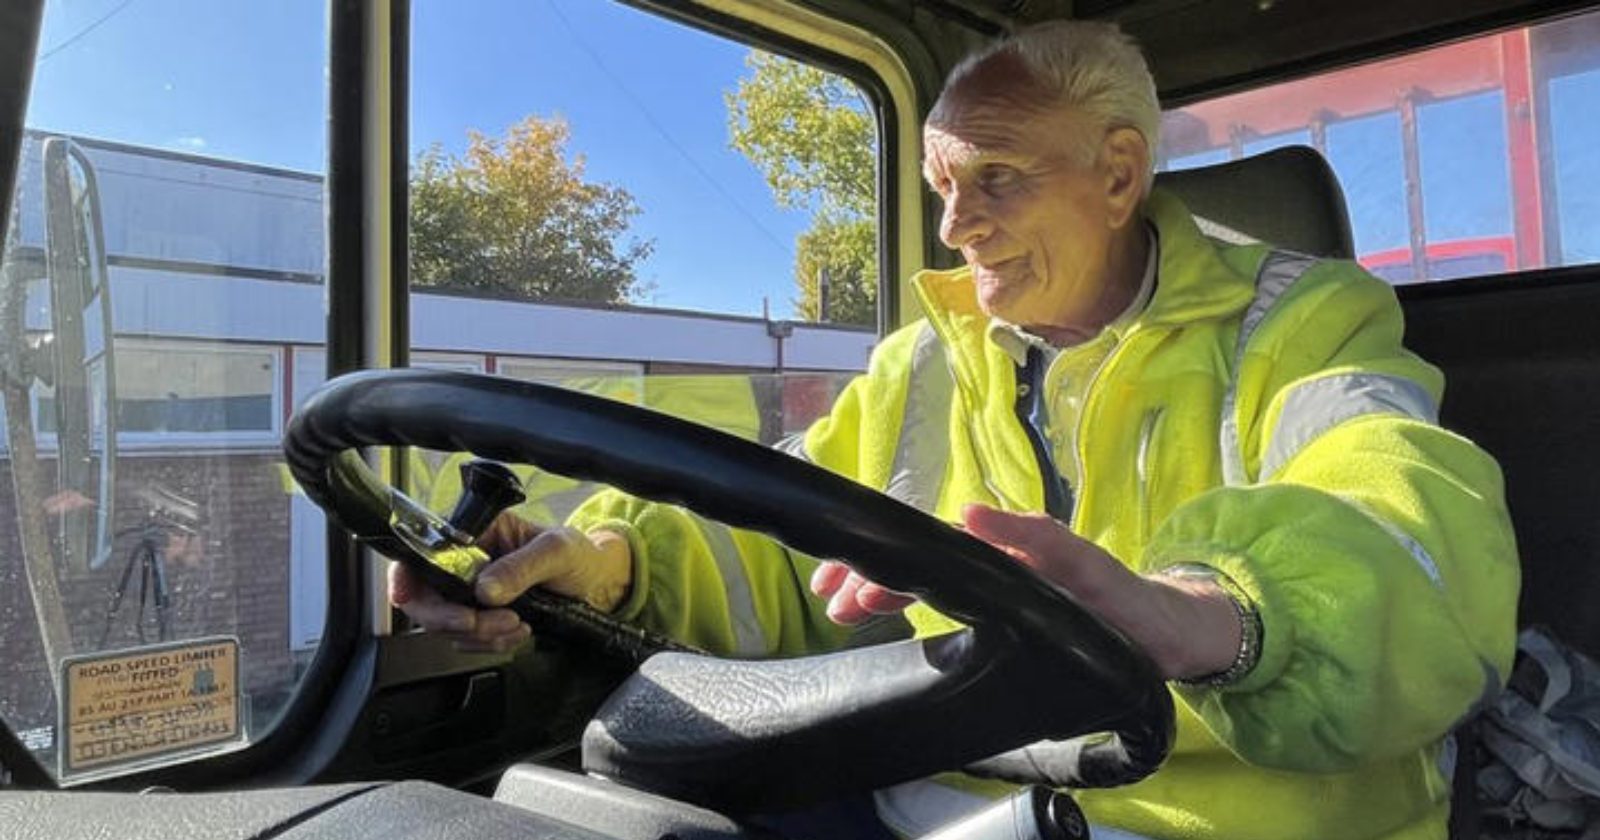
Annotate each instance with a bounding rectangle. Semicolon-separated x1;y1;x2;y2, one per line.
1159;563;1263;688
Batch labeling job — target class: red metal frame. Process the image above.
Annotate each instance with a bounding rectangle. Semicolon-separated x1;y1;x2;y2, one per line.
1167;30;1549;276
1360;236;1517;277
1501;30;1547;269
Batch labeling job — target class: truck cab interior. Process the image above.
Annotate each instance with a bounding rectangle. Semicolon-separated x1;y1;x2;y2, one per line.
1;1;1597;838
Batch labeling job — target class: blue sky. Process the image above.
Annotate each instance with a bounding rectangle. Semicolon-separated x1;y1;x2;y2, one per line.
25;0;822;318
23;0;1600;295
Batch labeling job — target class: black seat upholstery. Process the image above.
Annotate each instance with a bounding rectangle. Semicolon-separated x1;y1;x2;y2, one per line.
1154;145;1355;260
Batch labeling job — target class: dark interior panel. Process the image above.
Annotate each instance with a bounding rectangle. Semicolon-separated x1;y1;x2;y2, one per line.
1401;271;1600;657
834;0;1596;103
312;632;630;789
1113;0;1596;101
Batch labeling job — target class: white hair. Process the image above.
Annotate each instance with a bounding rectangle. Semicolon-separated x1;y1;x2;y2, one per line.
946;21;1160;172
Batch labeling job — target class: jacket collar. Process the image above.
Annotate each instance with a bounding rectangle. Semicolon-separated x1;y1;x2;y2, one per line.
911;188;1257;390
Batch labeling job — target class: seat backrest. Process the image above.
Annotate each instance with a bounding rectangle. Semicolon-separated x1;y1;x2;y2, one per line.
1154;145;1355;260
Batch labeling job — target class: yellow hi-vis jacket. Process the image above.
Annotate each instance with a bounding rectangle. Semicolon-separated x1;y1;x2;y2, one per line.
567;189;1520;840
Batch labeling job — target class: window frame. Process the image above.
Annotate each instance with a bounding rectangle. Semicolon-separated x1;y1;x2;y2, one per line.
65;338;285;451
1157;8;1600;288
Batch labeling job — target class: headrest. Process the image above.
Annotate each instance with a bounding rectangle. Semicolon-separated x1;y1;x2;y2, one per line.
1154;145;1354;260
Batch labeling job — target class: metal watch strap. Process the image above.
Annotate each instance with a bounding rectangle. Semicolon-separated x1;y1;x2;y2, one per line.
1159;563;1263;688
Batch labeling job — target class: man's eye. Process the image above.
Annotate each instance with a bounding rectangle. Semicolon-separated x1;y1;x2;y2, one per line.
978;165;1019;190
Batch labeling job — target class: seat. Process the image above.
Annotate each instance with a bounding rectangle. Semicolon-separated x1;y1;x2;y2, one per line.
1154;145;1355;260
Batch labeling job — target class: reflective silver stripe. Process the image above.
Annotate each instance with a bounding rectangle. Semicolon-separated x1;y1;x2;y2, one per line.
1194;215;1257;246
885;322;954;513
700;521;766;656
1260;372;1439;479
1341;496;1445;589
773;431;810;461
1437;732;1458;785
1220;251;1320;486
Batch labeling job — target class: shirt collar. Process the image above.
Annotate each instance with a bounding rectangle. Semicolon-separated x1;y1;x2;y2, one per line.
987;225;1159;366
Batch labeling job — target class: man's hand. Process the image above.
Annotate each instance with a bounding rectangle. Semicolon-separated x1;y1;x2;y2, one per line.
962;504;1243;680
389;513;633;653
809;560;915;624
811;503;1243;681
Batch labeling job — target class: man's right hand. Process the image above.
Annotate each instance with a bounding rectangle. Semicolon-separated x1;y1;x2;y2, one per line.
389;513;633;653
810;559;916;624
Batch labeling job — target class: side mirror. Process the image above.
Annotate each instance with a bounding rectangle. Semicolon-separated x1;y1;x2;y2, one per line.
40;137;117;571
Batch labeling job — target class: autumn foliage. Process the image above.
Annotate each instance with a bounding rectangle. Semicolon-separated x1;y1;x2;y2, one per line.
410;116;653;304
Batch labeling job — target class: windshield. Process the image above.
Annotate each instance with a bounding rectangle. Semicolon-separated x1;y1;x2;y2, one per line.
1;0;879;782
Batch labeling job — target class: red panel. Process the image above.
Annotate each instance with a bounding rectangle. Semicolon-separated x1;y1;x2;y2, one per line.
1360;236;1516;272
1500;30;1547;269
1170;37;1509;146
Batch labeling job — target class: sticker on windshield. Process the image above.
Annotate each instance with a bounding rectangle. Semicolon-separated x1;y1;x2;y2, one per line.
59;636;243;777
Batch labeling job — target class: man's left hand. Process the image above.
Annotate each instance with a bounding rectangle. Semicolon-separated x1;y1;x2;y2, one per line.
810;503;1244;681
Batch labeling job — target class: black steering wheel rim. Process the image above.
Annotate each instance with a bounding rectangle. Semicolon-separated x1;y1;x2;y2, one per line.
284;369;1173;810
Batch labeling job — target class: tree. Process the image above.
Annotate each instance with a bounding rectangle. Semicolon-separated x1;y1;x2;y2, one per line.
794;214;876;327
727;52;878;326
410;116;654;304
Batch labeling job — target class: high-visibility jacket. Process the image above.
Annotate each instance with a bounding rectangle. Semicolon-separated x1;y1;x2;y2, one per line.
567;188;1520;839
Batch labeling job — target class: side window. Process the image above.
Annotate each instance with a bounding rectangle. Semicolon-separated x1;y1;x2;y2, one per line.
1417;90;1515;279
390;3;878;530
1545;20;1600;265
1324;111;1409;262
1159;8;1600;284
408;2;882;330
86;341;281;446
0;1;327;779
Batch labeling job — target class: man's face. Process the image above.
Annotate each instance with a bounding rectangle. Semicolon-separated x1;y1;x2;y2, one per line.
923;55;1128;338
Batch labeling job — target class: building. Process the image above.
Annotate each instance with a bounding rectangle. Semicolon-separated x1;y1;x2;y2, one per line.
0;133;873;750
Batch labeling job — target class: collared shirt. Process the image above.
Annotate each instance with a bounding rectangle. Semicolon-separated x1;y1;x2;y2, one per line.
986;228;1159;498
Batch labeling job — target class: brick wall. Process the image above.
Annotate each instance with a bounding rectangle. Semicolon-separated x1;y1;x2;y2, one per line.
0;451;296;750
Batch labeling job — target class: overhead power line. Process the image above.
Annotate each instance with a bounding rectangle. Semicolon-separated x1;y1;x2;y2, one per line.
544;0;794;260
38;0;137;63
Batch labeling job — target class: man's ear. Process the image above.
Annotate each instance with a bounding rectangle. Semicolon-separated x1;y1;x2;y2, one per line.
1100;126;1150;230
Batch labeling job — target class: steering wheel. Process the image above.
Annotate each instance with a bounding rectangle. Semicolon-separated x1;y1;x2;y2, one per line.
283;369;1173;815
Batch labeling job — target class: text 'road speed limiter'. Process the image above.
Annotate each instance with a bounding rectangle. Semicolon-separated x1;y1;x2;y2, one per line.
59;636;243;778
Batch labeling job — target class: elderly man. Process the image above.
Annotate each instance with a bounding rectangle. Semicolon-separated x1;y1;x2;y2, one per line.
393;20;1519;840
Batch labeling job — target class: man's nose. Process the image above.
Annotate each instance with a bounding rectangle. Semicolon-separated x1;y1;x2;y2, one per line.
939;187;993;250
